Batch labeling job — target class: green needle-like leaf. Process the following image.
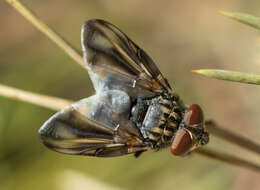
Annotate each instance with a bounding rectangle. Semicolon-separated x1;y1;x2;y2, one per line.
192;69;260;85
220;11;260;30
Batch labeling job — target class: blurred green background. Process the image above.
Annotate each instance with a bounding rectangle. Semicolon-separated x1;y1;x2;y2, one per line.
0;0;260;190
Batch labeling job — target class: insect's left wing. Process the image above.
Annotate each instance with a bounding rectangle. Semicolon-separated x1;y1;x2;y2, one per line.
39;92;150;157
81;19;172;98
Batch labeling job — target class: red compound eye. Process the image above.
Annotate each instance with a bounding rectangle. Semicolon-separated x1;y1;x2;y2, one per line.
171;128;192;156
171;104;204;156
184;104;204;126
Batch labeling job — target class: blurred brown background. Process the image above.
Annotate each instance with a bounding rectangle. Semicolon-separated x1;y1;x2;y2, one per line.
0;0;260;190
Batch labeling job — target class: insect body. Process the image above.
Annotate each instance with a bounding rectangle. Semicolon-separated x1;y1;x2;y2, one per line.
39;19;209;157
131;94;183;148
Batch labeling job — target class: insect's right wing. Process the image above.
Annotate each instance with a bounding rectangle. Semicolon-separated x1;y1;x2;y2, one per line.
81;19;172;99
39;92;150;157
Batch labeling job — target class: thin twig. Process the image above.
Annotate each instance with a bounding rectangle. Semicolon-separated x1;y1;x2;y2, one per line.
0;84;73;111
205;120;260;155
6;0;84;68
195;148;260;172
1;83;259;172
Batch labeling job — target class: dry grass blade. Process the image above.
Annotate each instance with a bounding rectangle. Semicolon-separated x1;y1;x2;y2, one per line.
6;0;84;68
0;84;73;111
220;11;260;30
192;69;260;85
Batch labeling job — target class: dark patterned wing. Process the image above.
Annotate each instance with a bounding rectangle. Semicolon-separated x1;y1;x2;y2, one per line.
81;19;172;99
39;19;172;157
39;91;150;157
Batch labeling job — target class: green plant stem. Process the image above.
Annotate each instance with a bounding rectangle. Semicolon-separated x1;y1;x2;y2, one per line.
192;69;260;85
6;0;84;68
220;11;260;30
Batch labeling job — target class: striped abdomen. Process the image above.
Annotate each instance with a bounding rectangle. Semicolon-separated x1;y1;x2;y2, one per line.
141;96;183;147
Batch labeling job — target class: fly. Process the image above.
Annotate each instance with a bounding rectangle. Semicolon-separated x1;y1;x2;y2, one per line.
39;19;209;157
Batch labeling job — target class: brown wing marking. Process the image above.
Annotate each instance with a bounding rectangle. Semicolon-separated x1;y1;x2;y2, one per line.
102;19;173;93
81;19;172;94
136;47;172;92
39;94;150;157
